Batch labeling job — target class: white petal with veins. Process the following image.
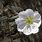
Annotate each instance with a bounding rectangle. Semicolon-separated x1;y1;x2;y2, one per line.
30;22;39;34
18;9;34;19
34;11;41;20
17;22;25;32
15;17;24;24
25;9;34;16
23;25;32;35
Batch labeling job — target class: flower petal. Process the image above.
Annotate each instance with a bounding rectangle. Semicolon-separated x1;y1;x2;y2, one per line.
33;11;41;27
34;11;41;20
31;22;39;34
31;27;39;34
17;21;25;32
34;20;41;27
25;9;34;16
15;17;24;24
18;9;34;19
15;17;25;32
23;25;32;35
18;11;27;19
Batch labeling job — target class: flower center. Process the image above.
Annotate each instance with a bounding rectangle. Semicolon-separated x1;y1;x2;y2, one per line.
25;16;33;25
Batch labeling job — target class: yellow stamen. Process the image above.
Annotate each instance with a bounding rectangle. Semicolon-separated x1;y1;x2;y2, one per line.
25;16;33;25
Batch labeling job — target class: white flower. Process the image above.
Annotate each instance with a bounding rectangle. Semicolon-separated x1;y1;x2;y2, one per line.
15;9;41;35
